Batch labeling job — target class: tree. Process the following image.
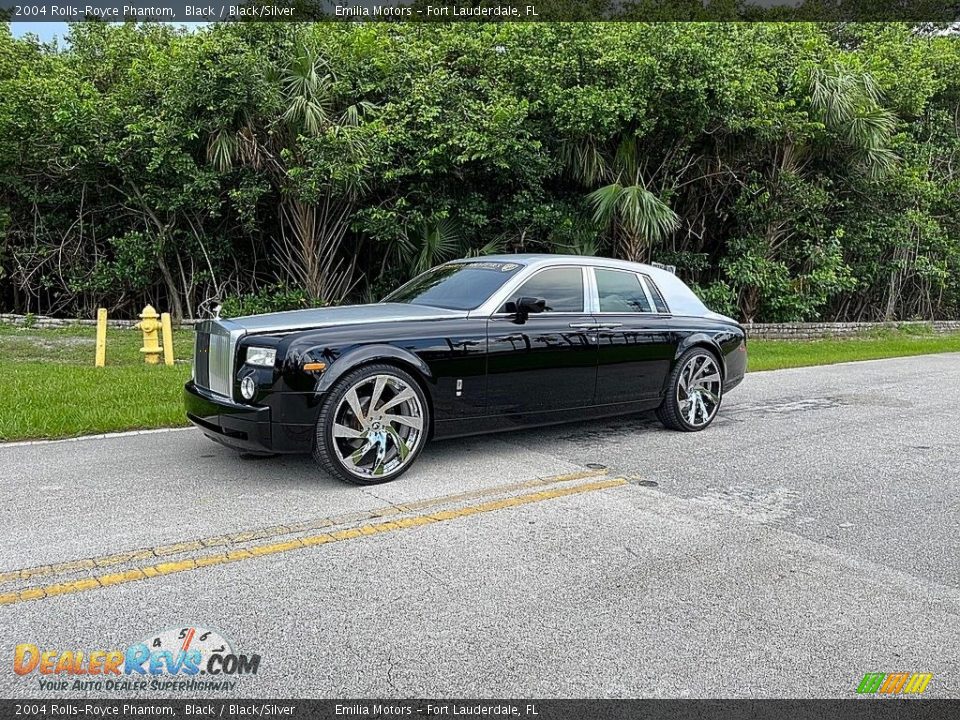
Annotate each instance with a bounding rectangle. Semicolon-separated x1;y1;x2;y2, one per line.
582;136;680;263
2;22;959;323
207;42;377;305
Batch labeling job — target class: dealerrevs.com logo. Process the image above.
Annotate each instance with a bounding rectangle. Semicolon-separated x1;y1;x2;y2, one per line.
856;672;933;696
13;626;260;692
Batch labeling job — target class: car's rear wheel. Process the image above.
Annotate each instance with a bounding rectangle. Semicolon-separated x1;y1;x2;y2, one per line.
657;348;723;432
313;363;430;485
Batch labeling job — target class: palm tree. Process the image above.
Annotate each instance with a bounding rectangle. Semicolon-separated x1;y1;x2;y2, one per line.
808;63;897;180
408;219;463;276
207;46;375;305
730;63;899;321
564;135;679;263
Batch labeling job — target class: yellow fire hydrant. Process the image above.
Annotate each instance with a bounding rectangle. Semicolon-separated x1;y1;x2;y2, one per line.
136;304;163;365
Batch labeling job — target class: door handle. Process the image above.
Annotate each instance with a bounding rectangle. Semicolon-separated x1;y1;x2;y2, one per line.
569;322;622;330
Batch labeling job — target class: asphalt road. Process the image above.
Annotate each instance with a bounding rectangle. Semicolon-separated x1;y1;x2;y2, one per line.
1;353;958;699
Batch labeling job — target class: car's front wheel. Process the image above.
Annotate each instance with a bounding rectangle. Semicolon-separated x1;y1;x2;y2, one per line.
313;363;430;485
656;347;723;432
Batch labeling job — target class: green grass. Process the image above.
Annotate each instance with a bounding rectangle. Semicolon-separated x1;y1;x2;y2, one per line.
0;325;194;441
1;323;959;441
748;331;960;371
0;323;195;365
4;364;192;440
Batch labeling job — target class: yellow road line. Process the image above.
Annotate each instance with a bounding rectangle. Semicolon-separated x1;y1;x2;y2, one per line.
0;468;607;586
0;477;626;606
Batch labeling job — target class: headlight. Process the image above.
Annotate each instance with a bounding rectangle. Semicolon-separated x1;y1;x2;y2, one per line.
245;346;277;367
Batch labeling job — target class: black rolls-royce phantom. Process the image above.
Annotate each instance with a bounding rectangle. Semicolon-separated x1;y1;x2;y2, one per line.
185;255;747;484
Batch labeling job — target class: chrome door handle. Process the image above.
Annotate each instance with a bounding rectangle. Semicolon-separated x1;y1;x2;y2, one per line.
569;322;622;330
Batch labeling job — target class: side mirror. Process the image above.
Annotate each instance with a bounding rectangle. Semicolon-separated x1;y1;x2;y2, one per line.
517;297;547;314
510;296;546;323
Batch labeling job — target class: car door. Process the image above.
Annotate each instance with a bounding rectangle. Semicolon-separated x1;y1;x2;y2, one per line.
592;267;677;404
485;266;598;415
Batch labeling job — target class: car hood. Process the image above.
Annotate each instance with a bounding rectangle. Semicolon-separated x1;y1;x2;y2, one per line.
221;302;466;335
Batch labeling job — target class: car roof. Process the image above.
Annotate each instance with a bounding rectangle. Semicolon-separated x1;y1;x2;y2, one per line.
450;254;684;287
451;253;663;274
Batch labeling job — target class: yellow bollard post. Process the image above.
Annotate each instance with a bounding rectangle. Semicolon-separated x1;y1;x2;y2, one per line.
160;312;175;366
135;305;163;365
95;308;107;368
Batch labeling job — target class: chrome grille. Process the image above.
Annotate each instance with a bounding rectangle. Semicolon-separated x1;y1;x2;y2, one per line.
194;321;234;398
208;332;232;397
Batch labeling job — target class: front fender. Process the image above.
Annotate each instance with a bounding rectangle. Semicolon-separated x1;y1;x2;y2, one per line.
314;344;434;394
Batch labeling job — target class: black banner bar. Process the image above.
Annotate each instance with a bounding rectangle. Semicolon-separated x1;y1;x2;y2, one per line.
2;0;960;23
3;700;960;720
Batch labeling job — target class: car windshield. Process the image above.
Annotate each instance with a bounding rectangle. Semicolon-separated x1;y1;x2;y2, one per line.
384;261;523;310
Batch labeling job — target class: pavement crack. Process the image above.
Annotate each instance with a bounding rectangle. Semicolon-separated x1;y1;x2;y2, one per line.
384;654;401;694
360;487;407;514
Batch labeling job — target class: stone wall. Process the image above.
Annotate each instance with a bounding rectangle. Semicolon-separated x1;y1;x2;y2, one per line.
0;314;200;329
742;320;960;340
2;313;959;340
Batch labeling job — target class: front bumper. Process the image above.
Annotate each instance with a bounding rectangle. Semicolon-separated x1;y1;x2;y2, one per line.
183;381;312;454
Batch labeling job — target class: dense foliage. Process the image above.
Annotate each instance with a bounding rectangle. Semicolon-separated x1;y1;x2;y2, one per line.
2;21;959;322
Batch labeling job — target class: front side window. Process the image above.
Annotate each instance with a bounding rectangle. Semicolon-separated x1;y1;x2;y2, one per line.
503;267;584;313
596;269;652;313
384;261;522;311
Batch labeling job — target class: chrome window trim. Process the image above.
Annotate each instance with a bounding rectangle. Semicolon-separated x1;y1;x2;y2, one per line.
580;265;591;314
486;311;594;319
585;264;599;314
475;264;591;317
640;274;672;315
638;273;658;313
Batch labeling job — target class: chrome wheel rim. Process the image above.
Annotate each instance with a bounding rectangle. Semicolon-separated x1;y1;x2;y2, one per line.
678;354;722;428
331;374;425;479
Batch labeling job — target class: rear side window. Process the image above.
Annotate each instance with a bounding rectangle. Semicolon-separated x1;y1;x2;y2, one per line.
596;269;651;313
506;267;584;312
641;275;670;314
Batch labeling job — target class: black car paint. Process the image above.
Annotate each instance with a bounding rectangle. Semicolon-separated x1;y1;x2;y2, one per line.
184;311;746;454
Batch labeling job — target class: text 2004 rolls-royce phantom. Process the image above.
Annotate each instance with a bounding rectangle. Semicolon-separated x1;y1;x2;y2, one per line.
184;255;747;484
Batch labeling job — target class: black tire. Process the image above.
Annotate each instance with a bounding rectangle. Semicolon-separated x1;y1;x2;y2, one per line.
654;405;668;426
313;363;430;485
657;347;724;432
